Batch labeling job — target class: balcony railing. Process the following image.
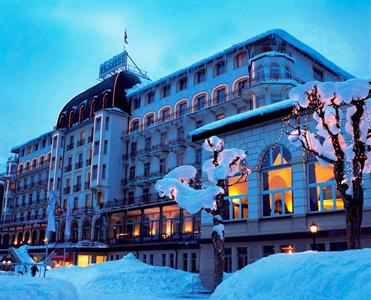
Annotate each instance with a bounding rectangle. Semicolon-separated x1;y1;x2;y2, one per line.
77;139;85;147
73;184;82;192
124;76;304;137
65;165;72;172
75;161;83;169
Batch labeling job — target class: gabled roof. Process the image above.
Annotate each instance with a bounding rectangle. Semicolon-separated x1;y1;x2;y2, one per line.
127;29;353;96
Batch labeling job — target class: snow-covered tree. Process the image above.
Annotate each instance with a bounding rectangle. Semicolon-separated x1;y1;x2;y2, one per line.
287;79;370;249
155;136;249;288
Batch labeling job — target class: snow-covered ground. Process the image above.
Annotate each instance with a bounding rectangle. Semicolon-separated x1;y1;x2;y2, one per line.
0;275;77;300
212;249;371;300
48;253;200;299
0;249;369;299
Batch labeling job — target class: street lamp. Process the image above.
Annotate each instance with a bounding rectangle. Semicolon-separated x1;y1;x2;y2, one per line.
309;221;319;250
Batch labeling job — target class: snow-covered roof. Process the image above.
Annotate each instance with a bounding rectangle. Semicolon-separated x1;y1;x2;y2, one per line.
11;131;53;153
126;29;353;97
190;99;294;141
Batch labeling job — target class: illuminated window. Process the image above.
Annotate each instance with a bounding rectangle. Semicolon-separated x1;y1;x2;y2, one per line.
261;146;293;217
95;256;106;264
308;161;343;212
77;255;91;267
225;169;248;220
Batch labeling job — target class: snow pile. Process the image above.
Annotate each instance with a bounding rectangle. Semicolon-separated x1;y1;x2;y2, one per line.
211;249;371;300
0;276;77;300
48;253;197;298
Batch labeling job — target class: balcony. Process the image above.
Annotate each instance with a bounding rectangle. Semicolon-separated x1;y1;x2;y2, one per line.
75;161;83;169
169;138;187;148
152;144;169;153
66;143;74;151
77;139;85;147
65;165;72;172
64;187;71;195
250;74;304;86
73;184;82;193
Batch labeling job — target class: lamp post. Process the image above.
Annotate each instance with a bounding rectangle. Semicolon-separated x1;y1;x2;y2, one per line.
309;221;319;250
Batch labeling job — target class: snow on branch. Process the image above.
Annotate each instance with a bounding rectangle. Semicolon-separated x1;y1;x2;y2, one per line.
288;79;371;196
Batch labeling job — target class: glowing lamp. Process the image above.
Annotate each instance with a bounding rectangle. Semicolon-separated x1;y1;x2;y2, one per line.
309;222;318;234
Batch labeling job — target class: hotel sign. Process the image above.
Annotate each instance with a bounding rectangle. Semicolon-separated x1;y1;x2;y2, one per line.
99;51;127;79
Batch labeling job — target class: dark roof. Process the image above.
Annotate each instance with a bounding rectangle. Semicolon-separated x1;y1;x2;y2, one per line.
57;71;140;129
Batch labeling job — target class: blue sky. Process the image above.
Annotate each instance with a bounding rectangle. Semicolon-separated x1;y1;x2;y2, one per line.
0;0;370;167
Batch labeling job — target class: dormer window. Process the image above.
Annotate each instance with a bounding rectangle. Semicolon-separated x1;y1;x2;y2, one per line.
177;77;187;92
214;60;226;77
133;97;141;109
234;52;247;69
195;68;206;84
146;91;155;104
161;84;171;98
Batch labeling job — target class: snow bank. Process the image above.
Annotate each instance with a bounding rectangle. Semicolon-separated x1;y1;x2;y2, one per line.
211;249;371;300
0;276;77;300
49;253;197;298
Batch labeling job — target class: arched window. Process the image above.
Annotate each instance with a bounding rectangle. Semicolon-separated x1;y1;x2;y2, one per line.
270;63;280;80
39;229;45;245
39;156;45;166
71;221;79;242
82;220;90;240
17;232;23;245
213;86;227;104
233;78;248;97
261;146;293;217
32;159;37;169
176;100;188;118
69;111;74;128
25;161;30;171
31;230;38;245
130;119;140;132
94;218;103;241
308;159;343;212
79;105;84;123
255;65;265;81
90;99;96;117
2;234;10;247
59;115;66;128
24;231;30;244
159;107;171;122
103;94;109;108
18;164;24;174
193;93;207;111
144;113;155;128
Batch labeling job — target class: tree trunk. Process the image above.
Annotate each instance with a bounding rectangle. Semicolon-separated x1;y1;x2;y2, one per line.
344;182;363;249
212;230;224;288
211;179;226;290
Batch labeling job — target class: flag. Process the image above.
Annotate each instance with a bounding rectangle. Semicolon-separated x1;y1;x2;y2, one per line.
124;30;128;45
65;198;72;240
46;191;56;232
